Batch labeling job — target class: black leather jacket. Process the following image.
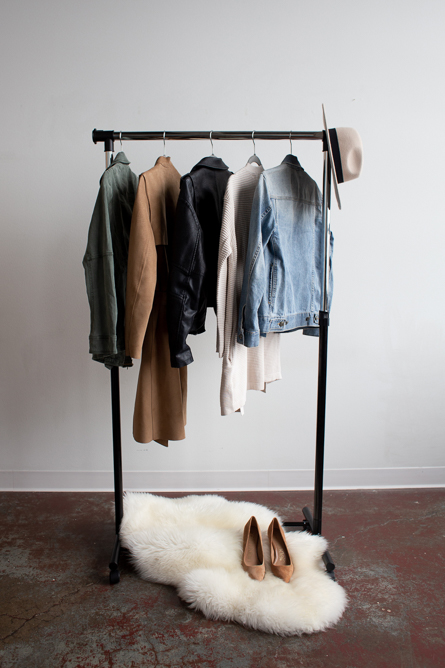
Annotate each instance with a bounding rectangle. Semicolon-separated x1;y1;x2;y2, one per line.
167;156;232;368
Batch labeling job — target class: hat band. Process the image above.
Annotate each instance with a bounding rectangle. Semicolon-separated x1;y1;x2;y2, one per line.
329;129;344;184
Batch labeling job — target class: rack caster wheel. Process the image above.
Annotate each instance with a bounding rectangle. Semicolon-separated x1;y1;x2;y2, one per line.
109;568;120;585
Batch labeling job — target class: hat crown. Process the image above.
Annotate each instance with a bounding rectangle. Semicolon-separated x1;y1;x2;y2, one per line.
335;127;363;182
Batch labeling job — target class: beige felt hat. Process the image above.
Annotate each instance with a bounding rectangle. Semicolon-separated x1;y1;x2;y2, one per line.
322;104;363;209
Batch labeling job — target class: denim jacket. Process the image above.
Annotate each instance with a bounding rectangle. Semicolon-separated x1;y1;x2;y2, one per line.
237;154;333;347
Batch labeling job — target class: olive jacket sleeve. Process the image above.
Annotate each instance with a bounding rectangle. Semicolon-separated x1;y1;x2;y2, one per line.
83;153;137;367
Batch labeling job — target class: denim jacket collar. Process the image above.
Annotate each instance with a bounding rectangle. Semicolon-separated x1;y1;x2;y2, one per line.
192;156;229;171
281;153;302;169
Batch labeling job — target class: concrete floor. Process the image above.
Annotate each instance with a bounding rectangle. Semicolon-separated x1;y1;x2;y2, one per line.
0;488;444;667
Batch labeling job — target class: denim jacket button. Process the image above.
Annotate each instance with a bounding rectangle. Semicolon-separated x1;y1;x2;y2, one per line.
278;321;285;327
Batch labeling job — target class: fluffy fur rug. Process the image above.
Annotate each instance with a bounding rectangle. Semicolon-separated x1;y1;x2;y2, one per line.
119;492;347;636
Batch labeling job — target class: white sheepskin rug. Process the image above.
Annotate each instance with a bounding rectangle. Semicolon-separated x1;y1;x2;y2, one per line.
119;492;347;636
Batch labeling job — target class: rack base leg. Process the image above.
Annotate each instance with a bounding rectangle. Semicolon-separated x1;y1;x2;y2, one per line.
110;366;124;585
302;506;336;579
109;534;121;585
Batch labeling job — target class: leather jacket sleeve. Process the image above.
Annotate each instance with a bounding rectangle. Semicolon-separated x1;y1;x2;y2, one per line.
167;176;207;368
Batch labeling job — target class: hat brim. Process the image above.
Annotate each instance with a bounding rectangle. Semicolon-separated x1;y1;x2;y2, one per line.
322;104;341;210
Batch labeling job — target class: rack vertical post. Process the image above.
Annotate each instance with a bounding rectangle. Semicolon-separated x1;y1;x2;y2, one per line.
102;143;125;584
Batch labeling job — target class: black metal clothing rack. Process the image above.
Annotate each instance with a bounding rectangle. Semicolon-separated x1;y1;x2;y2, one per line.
92;128;335;585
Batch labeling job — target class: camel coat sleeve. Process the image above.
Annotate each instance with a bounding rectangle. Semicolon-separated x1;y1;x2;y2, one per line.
125;174;157;359
125;159;187;446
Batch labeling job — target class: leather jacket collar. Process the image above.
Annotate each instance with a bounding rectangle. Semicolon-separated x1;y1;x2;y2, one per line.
191;156;229;171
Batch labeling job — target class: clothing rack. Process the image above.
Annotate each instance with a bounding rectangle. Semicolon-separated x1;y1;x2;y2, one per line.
92;128;335;585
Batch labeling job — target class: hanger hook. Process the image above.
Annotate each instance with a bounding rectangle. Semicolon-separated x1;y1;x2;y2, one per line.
289;131;293;155
252;130;256;155
163;131;166;156
119;132;123;151
210;131;214;156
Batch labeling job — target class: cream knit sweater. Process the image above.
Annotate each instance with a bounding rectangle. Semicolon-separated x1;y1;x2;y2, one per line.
216;162;282;416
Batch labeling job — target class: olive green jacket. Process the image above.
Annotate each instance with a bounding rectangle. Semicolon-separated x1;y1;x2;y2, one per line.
83;152;138;367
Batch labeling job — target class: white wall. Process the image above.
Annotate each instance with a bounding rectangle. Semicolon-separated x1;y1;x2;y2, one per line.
0;0;444;490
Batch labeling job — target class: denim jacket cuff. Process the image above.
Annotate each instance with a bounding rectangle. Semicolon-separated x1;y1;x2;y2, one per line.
302;327;320;338
237;329;260;348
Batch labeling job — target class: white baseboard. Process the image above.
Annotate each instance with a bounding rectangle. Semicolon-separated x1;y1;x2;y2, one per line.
0;467;444;491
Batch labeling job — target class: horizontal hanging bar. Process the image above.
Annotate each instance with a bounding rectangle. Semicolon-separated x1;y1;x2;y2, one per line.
93;129;324;144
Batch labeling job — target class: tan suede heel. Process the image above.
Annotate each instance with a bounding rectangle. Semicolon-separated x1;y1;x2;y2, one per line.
241;516;265;581
267;518;294;583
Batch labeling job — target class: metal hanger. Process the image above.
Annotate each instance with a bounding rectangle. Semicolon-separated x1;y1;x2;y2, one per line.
289;131;293;155
210;130;215;156
247;131;262;165
163;131;166;156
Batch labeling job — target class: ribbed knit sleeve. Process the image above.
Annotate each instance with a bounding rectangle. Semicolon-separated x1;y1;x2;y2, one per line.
216;183;235;357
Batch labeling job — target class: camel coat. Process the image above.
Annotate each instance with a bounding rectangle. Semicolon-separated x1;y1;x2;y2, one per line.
125;157;187;446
